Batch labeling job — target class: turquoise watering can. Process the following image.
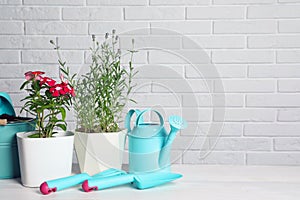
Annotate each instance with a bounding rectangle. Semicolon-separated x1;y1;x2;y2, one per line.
125;109;187;174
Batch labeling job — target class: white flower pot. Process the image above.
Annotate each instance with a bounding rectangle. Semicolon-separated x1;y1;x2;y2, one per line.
16;131;74;187
74;130;126;175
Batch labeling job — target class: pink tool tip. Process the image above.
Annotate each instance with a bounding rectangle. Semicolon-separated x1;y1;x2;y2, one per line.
82;180;98;192
40;182;57;195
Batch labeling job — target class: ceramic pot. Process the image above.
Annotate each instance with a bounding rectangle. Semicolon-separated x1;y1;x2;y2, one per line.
16;131;74;187
74;130;126;175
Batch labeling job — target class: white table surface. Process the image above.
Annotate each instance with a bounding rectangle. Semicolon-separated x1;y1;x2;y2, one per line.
1;164;300;200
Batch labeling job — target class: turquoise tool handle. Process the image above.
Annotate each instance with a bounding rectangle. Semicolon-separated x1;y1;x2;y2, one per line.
40;173;91;195
125;109;142;133
135;109;164;126
82;174;135;192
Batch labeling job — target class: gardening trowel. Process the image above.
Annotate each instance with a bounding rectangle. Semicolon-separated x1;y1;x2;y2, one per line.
40;168;126;195
82;171;182;192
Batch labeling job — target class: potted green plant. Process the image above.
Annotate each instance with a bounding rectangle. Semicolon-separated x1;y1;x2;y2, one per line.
16;41;76;187
74;30;137;174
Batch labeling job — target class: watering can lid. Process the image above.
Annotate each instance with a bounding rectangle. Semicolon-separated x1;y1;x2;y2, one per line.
0;92;16;116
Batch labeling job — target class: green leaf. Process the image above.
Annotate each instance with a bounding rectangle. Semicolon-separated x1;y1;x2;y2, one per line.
59;107;66;121
56;123;67;131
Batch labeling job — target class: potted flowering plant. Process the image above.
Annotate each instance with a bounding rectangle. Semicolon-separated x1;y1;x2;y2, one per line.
74;30;137;174
16;40;76;187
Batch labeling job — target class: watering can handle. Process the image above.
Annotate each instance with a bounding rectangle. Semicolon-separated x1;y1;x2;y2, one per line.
125;109;142;133
135;109;164;126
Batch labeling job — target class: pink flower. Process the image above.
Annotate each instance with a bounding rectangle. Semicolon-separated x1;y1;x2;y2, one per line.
49;82;75;97
40;76;56;87
25;71;45;81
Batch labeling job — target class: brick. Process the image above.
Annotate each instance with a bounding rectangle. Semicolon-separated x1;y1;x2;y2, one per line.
172;136;208;150
119;36;181;50
152;79;213;93
151;21;211;34
213;138;272;151
127;94;181;107
0;7;60;20
277;50;300;63
24;0;84;5
87;0;147;5
212;50;274;64
150;0;209;5
278;0;300;2
278;80;300;92
248;64;300;78
89;22;149;35
0;36;55;49
26;22;87;35
0;22;23;34
247;153;300;165
0;0;21;4
0;64;59;78
185;64;247;78
149;50;210;64
58;36;93;50
274;138;300;151
187;6;244;19
244;123;300;136
247;94;300;107
248;35;300;48
182;94;244;107
214;80;275;93
279;20;300;33
214;20;276;34
183;151;245;164
125;7;185;20
248;5;300;19
22;50;83;64
135;64;184;79
63;8;122;21
0;79;23;93
183;36;245;49
213;0;275;4
278;109;300;122
0;51;19;64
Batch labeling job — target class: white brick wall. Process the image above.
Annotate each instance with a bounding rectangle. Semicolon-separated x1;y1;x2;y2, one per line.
1;1;300;166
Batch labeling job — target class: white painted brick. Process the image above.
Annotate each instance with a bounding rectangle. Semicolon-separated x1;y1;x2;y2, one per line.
89;22;149;35
183;151;245;164
58;36;93;50
279;20;300;33
214;20;276;34
149;50;210;64
187;6;244;19
277;50;300;63
213;0;275;4
248;64;300;78
213;138;272;151
0;0;21;4
185;64;247;78
247;94;300;107
279;0;300;2
183;36;245;49
248;35;300;48
0;7;60;20
25;22;87;35
244;123;300;136
63;7;122;21
172;136;208;150
150;0;209;5
128;94;181;108
24;0;84;5
151;21;211;35
0;79;24;93
247;153;300;165
278;80;300;92
87;0;147;5
0;51;19;64
212;50;274;64
0;64;59;78
182;94;244;107
274;138;300;150
135;64;184;79
125;7;185;20
278;109;300;122
22;51;83;64
119;36;181;50
0;36;55;49
0;22;23;34
214;108;275;122
214;80;275;93
248;5;300;19
152;79;213;93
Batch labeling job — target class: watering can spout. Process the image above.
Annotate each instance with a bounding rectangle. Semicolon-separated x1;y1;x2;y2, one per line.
159;116;187;169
